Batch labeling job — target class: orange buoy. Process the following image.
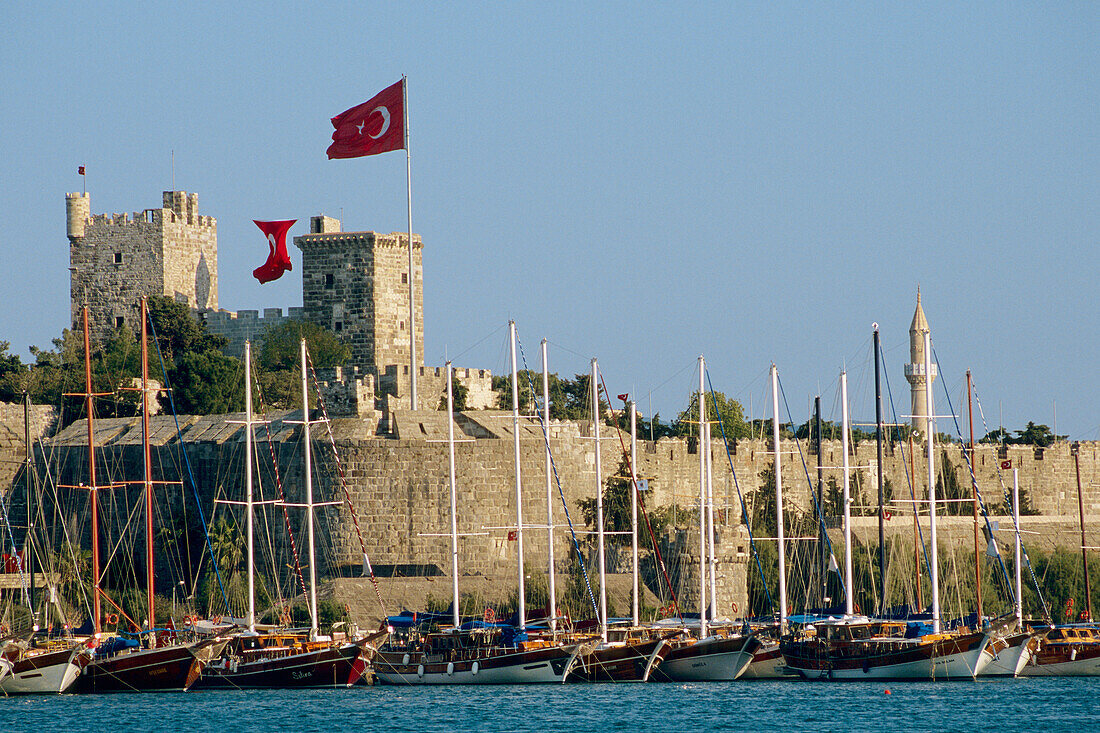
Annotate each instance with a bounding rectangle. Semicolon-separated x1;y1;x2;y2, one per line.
884;689;892;695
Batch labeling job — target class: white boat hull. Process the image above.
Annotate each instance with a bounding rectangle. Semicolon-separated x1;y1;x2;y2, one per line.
374;645;581;685
981;635;1034;677
0;650;85;694
657;643;754;682
1020;654;1100;676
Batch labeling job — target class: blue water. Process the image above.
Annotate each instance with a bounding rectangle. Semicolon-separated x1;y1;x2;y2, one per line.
2;679;1097;732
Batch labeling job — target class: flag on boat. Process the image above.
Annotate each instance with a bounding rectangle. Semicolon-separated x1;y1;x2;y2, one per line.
327;79;405;159
78;165;85;175
252;219;297;284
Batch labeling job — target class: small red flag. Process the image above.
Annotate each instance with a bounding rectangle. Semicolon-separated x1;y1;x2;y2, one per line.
1000;459;1012;470
617;393;629;402
252;219;297;284
78;166;85;175
327;79;405;159
507;530;517;541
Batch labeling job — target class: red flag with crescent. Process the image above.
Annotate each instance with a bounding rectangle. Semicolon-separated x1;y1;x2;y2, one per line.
252;219;296;284
327;79;405;159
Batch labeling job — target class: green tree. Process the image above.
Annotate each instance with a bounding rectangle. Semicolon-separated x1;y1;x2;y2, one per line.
437;377;469;411
147;295;228;362
258;319;349;372
171;351;243;414
675;390;748;440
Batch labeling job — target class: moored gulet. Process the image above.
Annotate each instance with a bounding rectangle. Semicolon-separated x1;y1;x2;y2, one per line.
195;339;385;689
779;341;993;680
374;329;581;685
0;642;91;694
70;300;226;693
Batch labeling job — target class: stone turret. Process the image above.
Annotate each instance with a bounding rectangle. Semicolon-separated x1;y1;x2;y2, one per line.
903;289;936;430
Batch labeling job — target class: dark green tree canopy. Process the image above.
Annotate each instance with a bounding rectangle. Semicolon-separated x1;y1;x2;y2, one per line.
258;319;350;372
675;390;748;440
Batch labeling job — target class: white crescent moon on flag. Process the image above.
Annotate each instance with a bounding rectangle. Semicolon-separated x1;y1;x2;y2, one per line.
368;106;391;139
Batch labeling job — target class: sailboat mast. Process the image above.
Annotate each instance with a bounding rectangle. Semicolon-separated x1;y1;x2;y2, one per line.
1012;468;1023;626
592;358;608;643
841;371;853;616
967;371;983;621
923;331;941;634
23;390;35;626
815;396;825;609
697;356;708;638
771;364;787;632
1074;442;1092;622
630;400;639;627
509;321;527;631
83;306;101;636
141;297;155;633
300;339;319;637
706;391;718;623
446;361;460;630
541;340;557;634
245;340;256;633
873;324;886;615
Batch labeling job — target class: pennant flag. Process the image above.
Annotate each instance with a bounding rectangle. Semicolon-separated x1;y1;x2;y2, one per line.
617;393;629;402
828;554;839;573
1000;459;1012;470
78;165;85;175
252;219;297;284
327;79;405;159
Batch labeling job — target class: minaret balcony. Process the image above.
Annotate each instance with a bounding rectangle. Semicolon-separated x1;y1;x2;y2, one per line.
904;363;937;378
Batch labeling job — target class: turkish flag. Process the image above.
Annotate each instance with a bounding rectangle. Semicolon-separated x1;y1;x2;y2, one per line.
252;219;296;284
1000;459;1012;470
327;79;405;159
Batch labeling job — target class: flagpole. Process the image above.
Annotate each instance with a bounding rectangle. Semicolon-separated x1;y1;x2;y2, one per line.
404;75;417;411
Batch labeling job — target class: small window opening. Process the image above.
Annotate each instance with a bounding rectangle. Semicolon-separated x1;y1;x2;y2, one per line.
114;252;123;264
334;321;343;332
402;272;408;284
115;316;125;328
325;273;335;288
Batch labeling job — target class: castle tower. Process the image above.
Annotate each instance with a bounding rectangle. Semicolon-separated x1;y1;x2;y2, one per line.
293;216;423;400
903;289;936;430
68;190;218;341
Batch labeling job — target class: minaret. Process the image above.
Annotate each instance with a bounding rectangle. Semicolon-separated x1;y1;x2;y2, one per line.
904;289;936;431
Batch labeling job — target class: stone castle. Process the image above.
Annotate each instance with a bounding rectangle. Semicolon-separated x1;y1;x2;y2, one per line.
65;190;494;427
16;187;1091;624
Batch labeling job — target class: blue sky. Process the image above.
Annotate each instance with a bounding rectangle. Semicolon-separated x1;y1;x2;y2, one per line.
1;2;1096;437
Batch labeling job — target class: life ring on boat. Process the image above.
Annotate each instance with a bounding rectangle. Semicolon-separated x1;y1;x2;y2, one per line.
107;613;119;625
731;602;739;615
854;602;861;615
184;615;197;626
484;607;496;623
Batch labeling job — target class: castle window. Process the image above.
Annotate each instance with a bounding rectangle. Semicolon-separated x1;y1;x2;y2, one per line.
402;273;408;284
325;273;334;289
115;316;125;328
114;252;123;264
334;321;343;332
400;321;405;330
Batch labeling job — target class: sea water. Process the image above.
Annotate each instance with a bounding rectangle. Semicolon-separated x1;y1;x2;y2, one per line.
2;678;1096;732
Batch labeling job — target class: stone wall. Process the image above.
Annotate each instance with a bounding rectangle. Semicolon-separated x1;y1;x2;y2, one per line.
203;306;306;357
0;402;58;501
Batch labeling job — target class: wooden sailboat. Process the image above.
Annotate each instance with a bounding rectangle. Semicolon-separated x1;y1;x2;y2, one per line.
0;643;91;695
374;324;583;684
195;338;377;689
741;364;797;679
780;329;992;680
76;299;225;693
1020;442;1100;676
652;356;760;682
